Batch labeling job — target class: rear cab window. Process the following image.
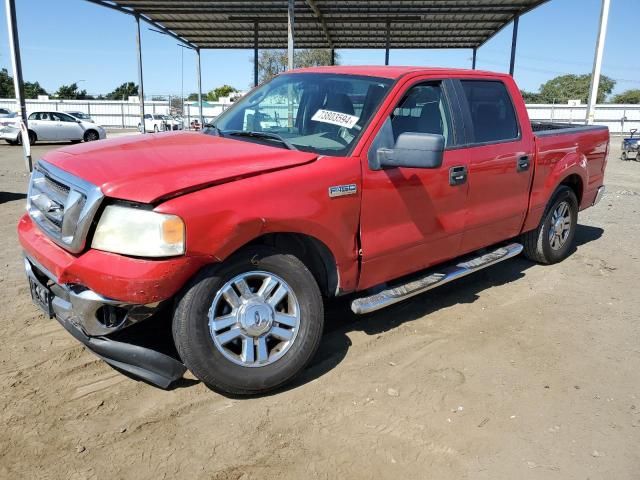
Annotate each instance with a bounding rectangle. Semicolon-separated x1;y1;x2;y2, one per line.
458;80;520;145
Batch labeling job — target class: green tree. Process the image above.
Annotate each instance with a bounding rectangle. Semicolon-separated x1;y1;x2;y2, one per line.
520;90;542;104
611;89;640;104
0;68;15;98
106;82;138;100
187;92;200;101
537;74;615;104
24;81;47;99
1;69;48;99
256;49;339;84
207;84;238;101
55;82;92;100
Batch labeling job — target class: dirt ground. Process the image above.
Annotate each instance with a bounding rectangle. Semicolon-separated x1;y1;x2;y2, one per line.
0;137;638;480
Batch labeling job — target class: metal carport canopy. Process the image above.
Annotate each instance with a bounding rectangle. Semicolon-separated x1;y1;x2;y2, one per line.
89;0;549;50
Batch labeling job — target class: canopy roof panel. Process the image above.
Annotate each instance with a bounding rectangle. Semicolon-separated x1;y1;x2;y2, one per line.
89;0;549;50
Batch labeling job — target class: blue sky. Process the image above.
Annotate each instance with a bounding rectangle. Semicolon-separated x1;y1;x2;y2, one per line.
0;0;638;97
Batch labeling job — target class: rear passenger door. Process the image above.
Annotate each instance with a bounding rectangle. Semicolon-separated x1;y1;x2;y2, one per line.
28;112;56;141
358;79;471;289
453;79;534;252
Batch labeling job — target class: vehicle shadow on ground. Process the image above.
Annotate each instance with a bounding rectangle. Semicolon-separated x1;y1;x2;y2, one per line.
114;224;603;396
287;224;604;394
0;191;26;205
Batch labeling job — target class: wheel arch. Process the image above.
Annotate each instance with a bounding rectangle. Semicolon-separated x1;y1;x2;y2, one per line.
558;173;584;206
242;232;339;298
83;128;99;141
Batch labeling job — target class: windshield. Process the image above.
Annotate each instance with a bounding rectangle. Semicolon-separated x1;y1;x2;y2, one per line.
209;73;393;155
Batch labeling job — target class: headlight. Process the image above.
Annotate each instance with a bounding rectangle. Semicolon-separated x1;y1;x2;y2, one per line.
92;205;185;257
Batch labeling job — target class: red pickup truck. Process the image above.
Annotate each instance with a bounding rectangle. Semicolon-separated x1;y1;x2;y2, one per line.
19;66;608;394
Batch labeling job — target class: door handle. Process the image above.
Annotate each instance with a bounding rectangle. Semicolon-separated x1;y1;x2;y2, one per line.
517;155;530;172
449;166;467;186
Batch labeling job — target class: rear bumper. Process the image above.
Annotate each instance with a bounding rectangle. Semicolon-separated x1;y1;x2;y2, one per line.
24;256;186;388
0;128;19;141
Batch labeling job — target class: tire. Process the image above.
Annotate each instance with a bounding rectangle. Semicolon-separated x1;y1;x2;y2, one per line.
83;129;99;142
5;139;17;145
154;125;159;133
138;123;143;133
17;130;36;146
173;246;324;395
622;152;628;161
521;185;578;265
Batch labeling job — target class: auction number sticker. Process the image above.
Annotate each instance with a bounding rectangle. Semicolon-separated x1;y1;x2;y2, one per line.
311;109;360;129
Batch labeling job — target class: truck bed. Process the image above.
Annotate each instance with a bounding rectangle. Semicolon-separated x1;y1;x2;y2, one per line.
531;121;609;137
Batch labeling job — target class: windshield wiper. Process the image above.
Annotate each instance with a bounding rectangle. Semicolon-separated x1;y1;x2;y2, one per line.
225;130;297;150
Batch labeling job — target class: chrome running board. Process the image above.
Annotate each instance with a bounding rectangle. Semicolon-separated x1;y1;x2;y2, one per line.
351;243;524;314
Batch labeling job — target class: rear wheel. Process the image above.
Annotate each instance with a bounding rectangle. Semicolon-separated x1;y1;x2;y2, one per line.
622;152;628;161
173;246;324;395
521;185;578;264
17;130;36;146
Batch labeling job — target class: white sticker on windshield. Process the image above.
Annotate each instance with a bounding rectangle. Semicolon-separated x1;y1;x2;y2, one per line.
311;109;360;129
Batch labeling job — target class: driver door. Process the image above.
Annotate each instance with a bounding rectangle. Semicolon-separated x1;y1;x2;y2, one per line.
53;112;83;140
358;78;470;290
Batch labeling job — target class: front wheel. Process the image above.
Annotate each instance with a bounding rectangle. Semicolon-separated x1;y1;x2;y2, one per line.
83;130;99;142
173;246;324;395
521;185;578;264
622;152;628;161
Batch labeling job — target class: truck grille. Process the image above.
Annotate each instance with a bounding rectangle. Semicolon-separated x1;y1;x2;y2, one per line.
27;161;104;254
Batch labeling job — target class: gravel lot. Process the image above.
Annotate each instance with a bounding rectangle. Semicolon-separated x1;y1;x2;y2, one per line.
1;135;639;479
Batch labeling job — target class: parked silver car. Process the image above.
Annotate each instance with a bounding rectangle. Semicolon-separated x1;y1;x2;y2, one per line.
0;111;106;145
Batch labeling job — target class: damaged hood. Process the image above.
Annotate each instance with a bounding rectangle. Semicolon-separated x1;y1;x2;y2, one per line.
42;131;318;203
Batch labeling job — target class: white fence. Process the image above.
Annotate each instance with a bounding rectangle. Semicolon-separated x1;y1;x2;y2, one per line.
526;104;640;134
1;98;639;133
0;98;229;128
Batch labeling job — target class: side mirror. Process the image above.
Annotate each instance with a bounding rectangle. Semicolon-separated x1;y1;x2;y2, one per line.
373;132;445;170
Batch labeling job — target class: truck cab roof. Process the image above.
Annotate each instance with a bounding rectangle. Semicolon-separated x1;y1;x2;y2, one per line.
290;65;506;80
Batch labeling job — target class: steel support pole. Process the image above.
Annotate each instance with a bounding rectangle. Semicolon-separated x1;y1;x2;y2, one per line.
196;47;204;128
135;14;146;133
4;0;31;171
586;0;611;125
385;22;390;65
254;22;259;86
330;48;335;66
287;0;295;70
509;15;519;76
472;48;477;70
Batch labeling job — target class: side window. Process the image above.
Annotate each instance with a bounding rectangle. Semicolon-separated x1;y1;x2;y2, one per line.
367;81;453;166
28;112;39;120
55;113;75;122
144;114;151;119
459;80;519;144
390;82;453;146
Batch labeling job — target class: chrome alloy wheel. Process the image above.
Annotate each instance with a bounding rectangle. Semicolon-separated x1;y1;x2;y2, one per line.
548;201;572;250
208;271;301;367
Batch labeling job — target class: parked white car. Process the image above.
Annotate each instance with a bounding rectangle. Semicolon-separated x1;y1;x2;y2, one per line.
0;111;106;145
139;114;167;133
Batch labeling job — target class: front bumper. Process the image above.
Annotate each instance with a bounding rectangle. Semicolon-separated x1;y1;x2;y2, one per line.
18;214;205;305
24;256;186;388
